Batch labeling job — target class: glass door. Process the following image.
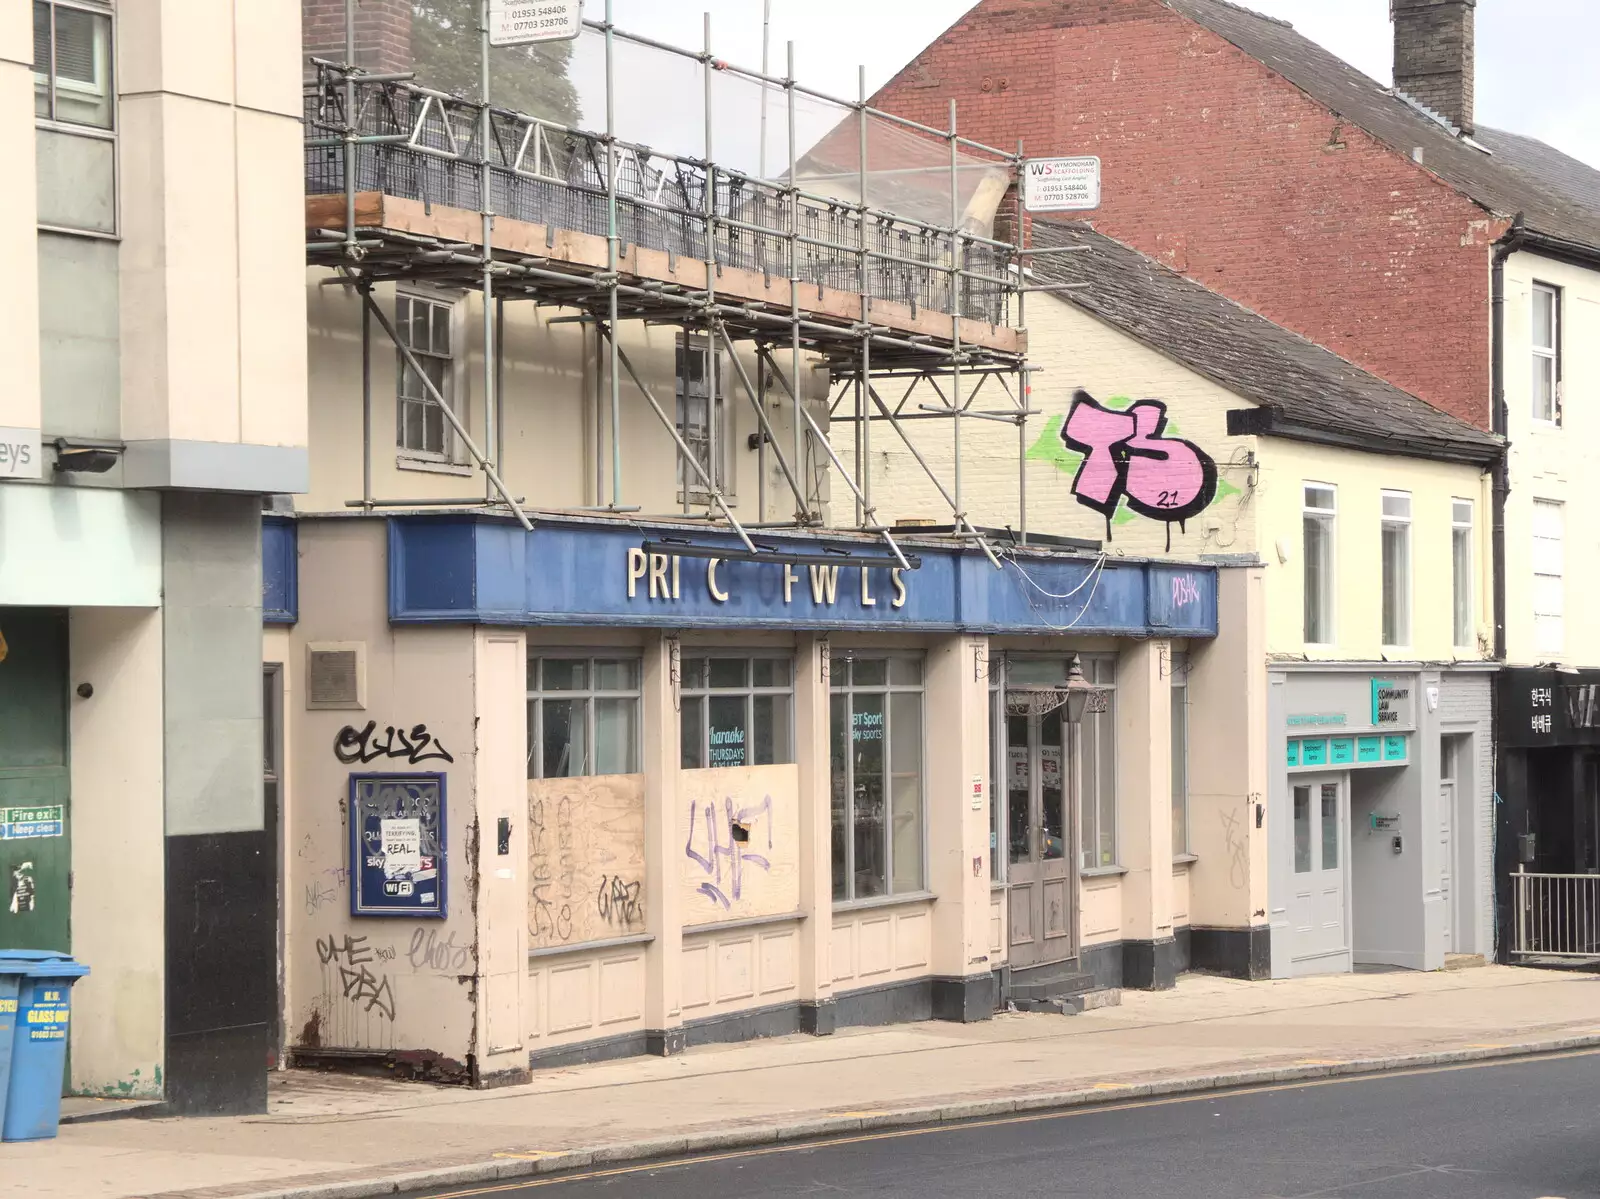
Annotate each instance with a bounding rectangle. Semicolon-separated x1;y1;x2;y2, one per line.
1006;705;1076;971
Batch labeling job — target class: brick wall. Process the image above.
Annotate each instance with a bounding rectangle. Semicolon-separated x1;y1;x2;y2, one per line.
873;0;1500;430
302;0;411;75
1391;0;1475;133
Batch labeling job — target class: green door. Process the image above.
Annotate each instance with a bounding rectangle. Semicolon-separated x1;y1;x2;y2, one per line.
0;609;71;953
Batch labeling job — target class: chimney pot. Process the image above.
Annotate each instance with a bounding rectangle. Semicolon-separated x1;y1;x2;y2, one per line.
1390;0;1476;135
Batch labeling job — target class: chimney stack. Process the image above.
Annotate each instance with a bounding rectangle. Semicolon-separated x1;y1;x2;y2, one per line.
1391;0;1476;134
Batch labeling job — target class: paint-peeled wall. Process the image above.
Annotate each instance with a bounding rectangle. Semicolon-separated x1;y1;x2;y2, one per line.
285;520;480;1073
831;297;1258;557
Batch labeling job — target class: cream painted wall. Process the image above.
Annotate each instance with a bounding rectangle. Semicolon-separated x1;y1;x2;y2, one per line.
284;520;479;1063
831;294;1259;558
302;273;830;522
69;607;165;1098
0;1;40;437
1254;441;1490;663
117;0;307;450
1501;250;1600;667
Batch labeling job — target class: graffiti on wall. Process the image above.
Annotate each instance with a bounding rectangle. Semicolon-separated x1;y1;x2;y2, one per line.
684;794;774;910
1030;390;1232;550
527;774;646;949
335;721;454;766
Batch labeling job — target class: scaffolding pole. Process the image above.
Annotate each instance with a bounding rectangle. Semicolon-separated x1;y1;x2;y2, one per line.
479;0;497;503
605;0;623;509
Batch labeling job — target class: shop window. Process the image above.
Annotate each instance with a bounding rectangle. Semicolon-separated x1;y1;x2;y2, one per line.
1532;283;1561;425
526;655;642;778
1381;491;1412;647
1533;499;1565;655
396;292;463;462
1171;652;1189;858
830;654;925;902
1079;655;1119;871
1452;499;1474;650
1303;483;1336;645
680;655;792;769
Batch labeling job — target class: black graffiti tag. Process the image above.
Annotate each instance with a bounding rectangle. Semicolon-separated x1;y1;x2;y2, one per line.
597;875;643;927
338;964;396;1020
335;720;455;766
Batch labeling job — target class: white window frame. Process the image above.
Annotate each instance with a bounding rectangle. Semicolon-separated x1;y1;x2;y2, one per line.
1381;490;1412;649
1533;499;1565;657
829;653;927;903
1079;654;1120;873
679;652;795;769
526;653;643;779
1303;483;1337;647
33;0;118;240
395;289;468;469
1171;651;1190;860
1452;498;1475;651
676;333;734;501
1532;282;1561;426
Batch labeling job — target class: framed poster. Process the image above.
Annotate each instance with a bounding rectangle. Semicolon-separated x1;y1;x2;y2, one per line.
348;772;446;918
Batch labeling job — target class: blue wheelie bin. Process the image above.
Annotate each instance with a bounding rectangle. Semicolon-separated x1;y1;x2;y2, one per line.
3;954;89;1142
0;951;56;1132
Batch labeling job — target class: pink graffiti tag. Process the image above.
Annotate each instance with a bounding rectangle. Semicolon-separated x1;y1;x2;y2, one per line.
1171;574;1201;608
1061;390;1218;549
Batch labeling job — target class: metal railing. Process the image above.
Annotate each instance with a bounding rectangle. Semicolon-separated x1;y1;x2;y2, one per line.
303;67;1016;327
1511;869;1600;961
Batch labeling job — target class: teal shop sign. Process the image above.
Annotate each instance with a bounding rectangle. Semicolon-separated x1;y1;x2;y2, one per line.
1288;734;1408;770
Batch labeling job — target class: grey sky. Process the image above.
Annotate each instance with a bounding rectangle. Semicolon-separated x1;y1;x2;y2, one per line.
582;1;1599;170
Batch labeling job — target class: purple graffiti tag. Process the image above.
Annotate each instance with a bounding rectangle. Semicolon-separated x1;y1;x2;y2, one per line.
684;795;774;908
1172;574;1200;608
1061;390;1218;550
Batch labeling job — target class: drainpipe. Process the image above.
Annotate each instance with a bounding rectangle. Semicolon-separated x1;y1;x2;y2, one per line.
1489;217;1524;664
1489;216;1524;963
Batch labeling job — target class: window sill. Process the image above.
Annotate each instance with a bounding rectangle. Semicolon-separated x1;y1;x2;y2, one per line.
1173;853;1199;866
528;932;653;961
684;910;804;936
397;454;474;477
832;890;935;915
1079;865;1127;880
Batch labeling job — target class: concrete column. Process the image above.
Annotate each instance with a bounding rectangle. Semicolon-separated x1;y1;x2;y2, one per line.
641;633;684;1053
1116;639;1176;989
795;634;835;1033
0;2;41;450
925;634;996;1020
1189;566;1271;979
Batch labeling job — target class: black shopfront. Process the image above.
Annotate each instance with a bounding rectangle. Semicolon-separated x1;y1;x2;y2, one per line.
1494;667;1600;955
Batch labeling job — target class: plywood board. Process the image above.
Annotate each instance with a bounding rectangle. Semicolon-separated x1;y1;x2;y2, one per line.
528;774;646;950
679;764;801;927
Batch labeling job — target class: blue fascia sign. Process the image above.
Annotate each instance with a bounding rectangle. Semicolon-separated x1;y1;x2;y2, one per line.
387;516;1219;638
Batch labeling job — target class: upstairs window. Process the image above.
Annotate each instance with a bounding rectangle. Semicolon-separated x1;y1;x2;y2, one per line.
1303;484;1337;645
1532;283;1561;425
396;293;460;460
1381;491;1412;647
1533;500;1565;656
33;1;114;130
1452;499;1474;650
676;335;731;498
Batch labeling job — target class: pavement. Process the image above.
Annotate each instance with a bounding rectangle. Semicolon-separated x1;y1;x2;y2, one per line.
3;964;1599;1199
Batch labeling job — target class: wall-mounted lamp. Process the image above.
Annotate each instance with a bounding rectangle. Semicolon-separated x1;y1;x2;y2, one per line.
53;439;122;475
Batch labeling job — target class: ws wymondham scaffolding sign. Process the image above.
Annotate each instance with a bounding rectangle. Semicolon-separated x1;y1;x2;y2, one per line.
1023;157;1102;213
488;0;581;46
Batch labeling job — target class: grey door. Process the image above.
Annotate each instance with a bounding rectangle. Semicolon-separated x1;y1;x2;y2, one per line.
1006;706;1076;970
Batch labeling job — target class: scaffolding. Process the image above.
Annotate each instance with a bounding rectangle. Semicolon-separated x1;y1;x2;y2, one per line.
303;1;1048;567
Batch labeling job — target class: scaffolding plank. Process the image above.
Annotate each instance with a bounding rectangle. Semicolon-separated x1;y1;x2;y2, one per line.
305;192;1026;357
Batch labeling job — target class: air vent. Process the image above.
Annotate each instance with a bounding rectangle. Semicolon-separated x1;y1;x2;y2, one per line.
307;642;366;710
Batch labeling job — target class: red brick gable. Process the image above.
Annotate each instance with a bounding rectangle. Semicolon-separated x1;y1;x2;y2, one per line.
874;0;1503;429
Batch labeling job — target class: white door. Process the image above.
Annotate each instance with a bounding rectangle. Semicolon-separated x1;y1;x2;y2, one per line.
1290;774;1349;974
1439;778;1456;954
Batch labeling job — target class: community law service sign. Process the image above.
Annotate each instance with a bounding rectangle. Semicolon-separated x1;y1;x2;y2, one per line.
1023;156;1102;213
